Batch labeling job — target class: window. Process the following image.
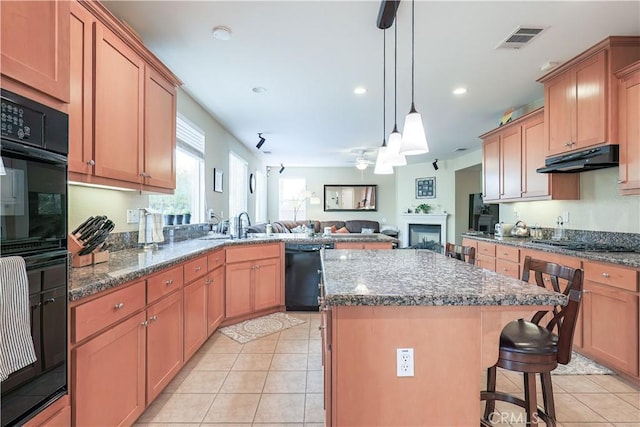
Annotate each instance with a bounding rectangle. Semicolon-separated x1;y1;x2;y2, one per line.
149;115;205;222
255;170;267;223
228;151;248;218
279;177;307;221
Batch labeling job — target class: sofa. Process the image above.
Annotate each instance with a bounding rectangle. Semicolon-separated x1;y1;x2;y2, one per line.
247;220;380;234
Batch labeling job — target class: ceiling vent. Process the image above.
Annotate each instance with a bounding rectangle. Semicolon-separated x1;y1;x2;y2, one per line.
496;26;547;50
453;147;467;152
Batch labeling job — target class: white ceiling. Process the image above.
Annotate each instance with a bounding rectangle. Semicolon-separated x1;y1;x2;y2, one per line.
103;1;640;168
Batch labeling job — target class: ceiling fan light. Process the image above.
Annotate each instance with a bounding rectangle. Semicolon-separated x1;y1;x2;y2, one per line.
374;147;393;174
400;106;429;155
355;158;369;170
385;128;407;166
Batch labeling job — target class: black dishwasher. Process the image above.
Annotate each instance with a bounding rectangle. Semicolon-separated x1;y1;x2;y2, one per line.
285;243;333;311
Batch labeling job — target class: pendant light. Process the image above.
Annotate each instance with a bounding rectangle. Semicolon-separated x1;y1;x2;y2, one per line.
375;28;393;175
400;0;429;155
385;19;407;167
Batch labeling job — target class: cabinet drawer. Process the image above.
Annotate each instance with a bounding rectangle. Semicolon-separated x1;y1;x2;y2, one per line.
496;259;521;279
226;243;281;263
496;245;519;263
477;242;496;257
477;255;496;272
208;249;225;271
584;261;639;292
334;242;364;250
148;265;184;304
184;255;208;284
72;281;145;343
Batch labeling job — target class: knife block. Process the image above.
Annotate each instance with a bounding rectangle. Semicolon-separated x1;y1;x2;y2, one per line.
68;233;109;267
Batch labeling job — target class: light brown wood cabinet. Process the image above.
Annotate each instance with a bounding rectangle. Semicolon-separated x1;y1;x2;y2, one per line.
225;243;283;320
333;241;393;250
538;36;640;156
616;61;640;195
0;0;70;103
581;261;639;377
475;241;496;271
481;110;579;203
68;1;179;193
206;258;225;336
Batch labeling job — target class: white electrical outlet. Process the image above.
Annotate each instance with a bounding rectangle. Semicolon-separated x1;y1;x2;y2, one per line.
396;348;414;377
126;209;140;224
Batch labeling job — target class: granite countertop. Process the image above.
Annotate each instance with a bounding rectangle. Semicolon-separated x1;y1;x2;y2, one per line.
462;234;640;269
320;249;567;307
69;233;398;302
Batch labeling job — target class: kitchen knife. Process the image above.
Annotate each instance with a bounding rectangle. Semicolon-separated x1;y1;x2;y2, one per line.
74;216;101;238
78;216;106;242
72;216;94;235
78;229;111;256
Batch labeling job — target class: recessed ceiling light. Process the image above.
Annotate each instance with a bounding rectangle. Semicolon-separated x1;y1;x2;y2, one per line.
212;26;232;41
354;87;367;95
252;87;267;94
453;87;467;95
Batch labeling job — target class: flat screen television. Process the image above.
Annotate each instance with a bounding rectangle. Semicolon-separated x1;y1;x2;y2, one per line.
468;193;499;234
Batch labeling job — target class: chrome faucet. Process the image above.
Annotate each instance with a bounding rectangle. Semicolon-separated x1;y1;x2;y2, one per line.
237;211;251;239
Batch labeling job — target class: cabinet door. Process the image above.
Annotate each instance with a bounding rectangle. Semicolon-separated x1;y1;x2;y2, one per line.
495;259;520;279
225;262;253;318
68;2;94;175
321;307;333;427
143;67;176;190
482;135;500;201
254;257;282;311
521;113;548;198
94;23;144;184
147;291;183;402
73;312;146;426
574;51;607;149
582;282;639;376
500;126;522;199
0;0;70;102
184;278;208;361
618;67;640;194
207;266;225;336
545;70;575;155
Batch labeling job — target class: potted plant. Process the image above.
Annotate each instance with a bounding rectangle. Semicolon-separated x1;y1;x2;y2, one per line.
415;203;431;214
175;213;184;225
163;207;175;226
183;211;191;224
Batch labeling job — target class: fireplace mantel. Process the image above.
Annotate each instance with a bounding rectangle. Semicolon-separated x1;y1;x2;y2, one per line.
401;214;448;248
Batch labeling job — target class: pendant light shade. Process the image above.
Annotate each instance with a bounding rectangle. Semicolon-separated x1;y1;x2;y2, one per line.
400;0;429;156
374;28;394;175
385;20;407;166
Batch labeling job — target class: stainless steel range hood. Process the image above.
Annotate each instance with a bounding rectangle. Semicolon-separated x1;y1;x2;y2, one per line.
536;144;619;173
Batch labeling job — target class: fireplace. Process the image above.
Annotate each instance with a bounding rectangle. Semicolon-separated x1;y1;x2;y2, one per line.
401;214;448;249
408;224;441;250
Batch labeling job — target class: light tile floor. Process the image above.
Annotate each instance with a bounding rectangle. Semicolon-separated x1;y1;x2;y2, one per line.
135;311;639;427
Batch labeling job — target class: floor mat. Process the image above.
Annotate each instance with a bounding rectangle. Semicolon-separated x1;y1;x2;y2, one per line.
219;312;306;344
552;351;613;375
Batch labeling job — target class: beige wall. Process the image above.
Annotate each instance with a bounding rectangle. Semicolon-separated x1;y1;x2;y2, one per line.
266;166;396;225
68;88;265;233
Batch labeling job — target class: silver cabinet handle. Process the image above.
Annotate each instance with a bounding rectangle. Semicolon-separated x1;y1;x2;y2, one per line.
87;159;95;166
149;315;158;322
44;297;56;305
317;269;323;275
114;303;125;310
602;272;610;278
194;266;202;271
141;320;148;327
205;278;213;285
165;279;174;285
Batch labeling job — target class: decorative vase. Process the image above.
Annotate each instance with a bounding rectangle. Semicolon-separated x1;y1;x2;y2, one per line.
175;214;183;225
184;213;191;224
164;214;175;226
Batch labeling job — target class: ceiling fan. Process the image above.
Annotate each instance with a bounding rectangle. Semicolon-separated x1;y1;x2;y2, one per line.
344;148;376;170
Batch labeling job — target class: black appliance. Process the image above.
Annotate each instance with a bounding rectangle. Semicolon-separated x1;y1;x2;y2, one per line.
285;243;334;311
1;89;68;426
468;193;499;234
536;144;619;173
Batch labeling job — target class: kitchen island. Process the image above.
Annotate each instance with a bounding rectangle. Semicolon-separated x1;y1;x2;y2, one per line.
319;249;566;427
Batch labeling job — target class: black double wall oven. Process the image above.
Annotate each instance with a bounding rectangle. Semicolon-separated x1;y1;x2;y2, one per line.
1;89;69;426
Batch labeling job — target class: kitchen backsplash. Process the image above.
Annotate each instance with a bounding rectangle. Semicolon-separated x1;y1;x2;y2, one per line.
104;223;210;251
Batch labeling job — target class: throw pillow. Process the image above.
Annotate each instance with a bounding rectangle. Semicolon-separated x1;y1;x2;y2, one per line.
330;225;338;233
336;227;349;234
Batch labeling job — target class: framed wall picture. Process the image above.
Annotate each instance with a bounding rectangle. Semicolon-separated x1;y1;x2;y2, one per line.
213;168;223;193
416;177;436;199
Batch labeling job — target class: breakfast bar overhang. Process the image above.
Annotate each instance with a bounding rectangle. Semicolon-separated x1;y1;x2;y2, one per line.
319;249;567;427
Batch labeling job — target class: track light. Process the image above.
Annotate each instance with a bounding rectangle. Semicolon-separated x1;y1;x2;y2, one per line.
279;164;285;174
432;159;439;171
256;133;266;149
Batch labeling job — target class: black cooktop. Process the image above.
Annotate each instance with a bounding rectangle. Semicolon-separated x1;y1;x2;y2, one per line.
530;240;637;253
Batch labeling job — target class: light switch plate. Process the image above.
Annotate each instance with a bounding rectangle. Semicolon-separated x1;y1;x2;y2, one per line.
126;209;140;224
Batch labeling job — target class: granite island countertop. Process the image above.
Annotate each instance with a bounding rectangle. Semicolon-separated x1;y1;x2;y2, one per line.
462;234;640;269
320;249;567;307
69;233;397;302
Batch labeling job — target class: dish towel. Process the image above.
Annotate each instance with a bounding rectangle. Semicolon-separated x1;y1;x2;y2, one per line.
0;256;37;381
138;210;164;244
151;213;164;243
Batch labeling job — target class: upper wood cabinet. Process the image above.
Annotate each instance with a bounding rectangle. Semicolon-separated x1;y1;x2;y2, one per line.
67;0;181;193
481;109;579;203
538;36;640;156
616;61;640;195
0;0;70;102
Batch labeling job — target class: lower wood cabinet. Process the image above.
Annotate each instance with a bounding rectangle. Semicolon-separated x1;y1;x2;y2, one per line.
206;264;225;335
320;306;333;427
73;311;147;426
183;277;208;361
